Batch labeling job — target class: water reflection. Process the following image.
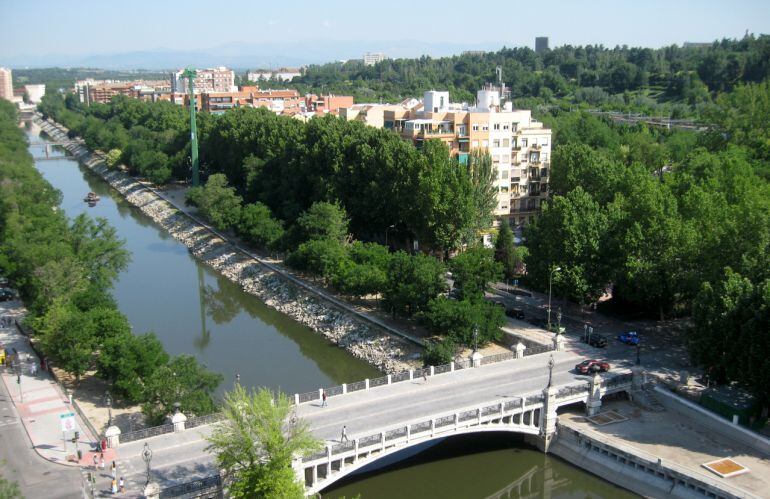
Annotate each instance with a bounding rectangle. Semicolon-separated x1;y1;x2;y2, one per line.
28;125;381;396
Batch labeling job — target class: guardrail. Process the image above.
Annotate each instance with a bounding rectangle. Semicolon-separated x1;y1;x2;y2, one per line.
186;413;225;430
159;474;223;499
120;423;175;443
294;344;554;406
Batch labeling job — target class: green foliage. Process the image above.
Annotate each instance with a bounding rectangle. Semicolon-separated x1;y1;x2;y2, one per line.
0;472;21;499
142;355;223;425
105;148;122;168
421;297;504;348
295;201;349;244
494;224;527;279
330;259;387;298
97;331;169;402
449;246;503;300
186;174;243;231
690;268;770;402
285;239;348;278
382;252;447;316
205;385;322;499
237;202;284;249
423;338;457;366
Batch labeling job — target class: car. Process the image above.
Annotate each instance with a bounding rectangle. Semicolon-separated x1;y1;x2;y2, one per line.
582;334;608;348
575;359;610;374
527;318;548;329
0;288;15;302
618;331;640;345
505;308;525;320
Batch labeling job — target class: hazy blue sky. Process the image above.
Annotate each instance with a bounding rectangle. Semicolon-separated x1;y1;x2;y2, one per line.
2;0;770;59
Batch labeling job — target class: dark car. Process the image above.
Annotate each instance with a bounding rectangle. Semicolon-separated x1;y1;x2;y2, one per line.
583;334;608;348
575;359;610;374
527;318;548;329
505;308;525;320
0;288;15;301
618;331;640;345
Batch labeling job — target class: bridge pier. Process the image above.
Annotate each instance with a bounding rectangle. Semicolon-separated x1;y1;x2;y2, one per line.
586;372;603;417
538;385;559;453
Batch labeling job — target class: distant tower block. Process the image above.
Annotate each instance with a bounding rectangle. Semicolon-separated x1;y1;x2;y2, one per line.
535;37;549;54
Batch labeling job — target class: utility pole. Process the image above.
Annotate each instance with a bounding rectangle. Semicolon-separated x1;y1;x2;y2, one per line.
182;67;200;187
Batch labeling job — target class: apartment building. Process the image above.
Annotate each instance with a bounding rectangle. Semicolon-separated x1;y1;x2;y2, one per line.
76;79;172;104
24;84;46;103
363;52;388;66
171;67;236;94
247;68;302;82
384;87;552;225
305;94;354;115
0;68;13;101
181;87;304;114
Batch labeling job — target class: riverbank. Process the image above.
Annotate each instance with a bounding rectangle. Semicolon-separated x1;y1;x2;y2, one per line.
34;115;420;374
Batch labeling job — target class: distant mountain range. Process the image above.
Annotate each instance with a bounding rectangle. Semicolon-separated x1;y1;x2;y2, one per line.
4;39;510;70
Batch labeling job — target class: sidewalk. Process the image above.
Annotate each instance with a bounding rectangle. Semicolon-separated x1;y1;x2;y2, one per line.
0;299;116;468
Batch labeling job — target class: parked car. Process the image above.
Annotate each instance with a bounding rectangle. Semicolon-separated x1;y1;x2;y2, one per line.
0;288;15;301
582;334;608;348
505;308;525;320
618;331;640;345
575;359;610;374
527;318;548;329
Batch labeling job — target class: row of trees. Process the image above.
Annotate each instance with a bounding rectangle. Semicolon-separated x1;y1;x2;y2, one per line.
256;35;770;115
524;84;770;401
0;100;221;424
38;95;497;255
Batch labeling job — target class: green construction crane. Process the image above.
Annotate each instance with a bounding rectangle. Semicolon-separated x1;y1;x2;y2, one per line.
181;67;200;187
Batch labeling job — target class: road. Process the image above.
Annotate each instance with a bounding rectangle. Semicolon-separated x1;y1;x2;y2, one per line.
111;349;607;496
0;372;82;499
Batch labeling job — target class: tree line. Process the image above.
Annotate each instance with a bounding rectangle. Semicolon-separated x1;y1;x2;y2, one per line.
0;100;221;425
525;82;770;402
256;34;770;117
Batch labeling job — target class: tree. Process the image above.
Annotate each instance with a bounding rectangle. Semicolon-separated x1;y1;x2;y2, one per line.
34;301;97;381
331;260;387;298
238;202;284;249
186;174;243;231
421;297;504;348
142;355;222;425
494;224;527;279
105;148;123;168
285;239;348;279
69;214;130;293
449;246;503;300
464;150;498;244
295;201;349;244
97;331;169;402
382;251;447;316
205;385;322;499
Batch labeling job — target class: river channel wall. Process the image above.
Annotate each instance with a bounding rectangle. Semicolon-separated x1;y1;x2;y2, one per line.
34;116;417;373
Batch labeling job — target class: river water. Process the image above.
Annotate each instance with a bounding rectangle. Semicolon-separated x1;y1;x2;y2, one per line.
26;123;636;498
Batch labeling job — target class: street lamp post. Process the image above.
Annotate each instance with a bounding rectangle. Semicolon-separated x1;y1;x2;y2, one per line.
385;224;395;249
142;442;153;486
547;266;561;331
105;391;112;428
472;326;479;354
556;308;562;335
546;354;555;388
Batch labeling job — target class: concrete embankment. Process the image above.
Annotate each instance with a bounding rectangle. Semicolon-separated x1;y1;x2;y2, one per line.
34;116;417;373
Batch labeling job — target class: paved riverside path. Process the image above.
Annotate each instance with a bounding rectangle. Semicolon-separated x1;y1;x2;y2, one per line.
110;349;590;496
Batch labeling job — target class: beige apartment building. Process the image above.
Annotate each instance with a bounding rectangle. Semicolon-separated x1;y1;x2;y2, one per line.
0;67;13;101
171;67;236;94
378;87;552;226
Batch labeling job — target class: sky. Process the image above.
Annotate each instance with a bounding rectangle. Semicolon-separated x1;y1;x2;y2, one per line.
2;0;770;62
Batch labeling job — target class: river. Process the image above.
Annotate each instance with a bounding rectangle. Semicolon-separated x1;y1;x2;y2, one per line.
26;122;636;498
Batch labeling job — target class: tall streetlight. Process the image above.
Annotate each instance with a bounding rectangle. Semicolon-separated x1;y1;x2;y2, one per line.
385;224;395;249
142;442;153;486
547;266;561;331
472;326;479;354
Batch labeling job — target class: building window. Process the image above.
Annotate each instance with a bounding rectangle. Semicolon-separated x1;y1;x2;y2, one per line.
542;152;549;162
482;140;489;148
501;169;509;179
521;154;527;162
493;156;500;164
472;140;479;148
482;125;489;131
493;123;500;130
502;138;510;147
503;154;510;163
501;205;508;210
542;138;549;146
503;124;509;130
493;139;500;147
521;138;528;147
511;138;518;148
472;124;479;131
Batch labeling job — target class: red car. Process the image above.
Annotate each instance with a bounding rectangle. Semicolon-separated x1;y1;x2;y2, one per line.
575;359;610;374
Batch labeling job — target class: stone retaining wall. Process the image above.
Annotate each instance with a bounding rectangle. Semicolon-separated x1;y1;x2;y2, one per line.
34;117;416;373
